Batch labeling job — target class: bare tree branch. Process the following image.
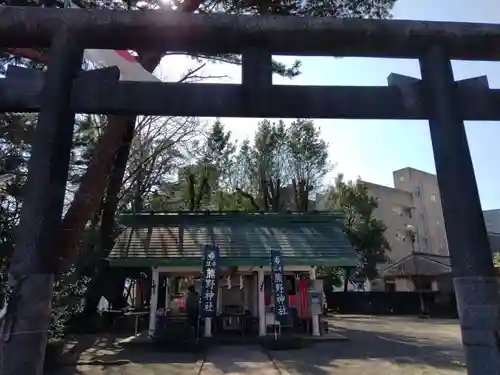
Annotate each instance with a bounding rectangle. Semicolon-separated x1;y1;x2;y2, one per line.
178;62;206;82
235;187;260;211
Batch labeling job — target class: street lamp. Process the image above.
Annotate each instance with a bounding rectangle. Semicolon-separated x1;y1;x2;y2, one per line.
406;224;426;316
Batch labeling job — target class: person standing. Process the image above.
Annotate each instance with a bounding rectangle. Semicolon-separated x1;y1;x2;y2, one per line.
185;285;199;331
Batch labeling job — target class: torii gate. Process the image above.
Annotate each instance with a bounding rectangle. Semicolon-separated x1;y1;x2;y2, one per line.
0;7;499;375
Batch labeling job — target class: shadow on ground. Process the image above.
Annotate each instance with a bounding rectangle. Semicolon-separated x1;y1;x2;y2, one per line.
50;335;201;375
50;317;467;375
201;345;279;375
268;316;466;375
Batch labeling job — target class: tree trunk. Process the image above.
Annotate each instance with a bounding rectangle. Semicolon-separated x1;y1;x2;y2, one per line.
133;131;145;212
82;119;136;318
1;0;203;371
78;49;163;317
1;47;162;372
274;178;281;211
235;188;260;211
343;268;351;293
259;170;269;212
195;176;209;210
188;173;196;211
57;52;162;264
292;178;300;211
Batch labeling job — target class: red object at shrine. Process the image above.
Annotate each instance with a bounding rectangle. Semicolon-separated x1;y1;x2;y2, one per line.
135;279;148;308
298;279;310;318
265;293;271;306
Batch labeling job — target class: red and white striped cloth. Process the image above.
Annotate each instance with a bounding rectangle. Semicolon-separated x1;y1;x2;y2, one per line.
69;1;160;82
8;6;160;82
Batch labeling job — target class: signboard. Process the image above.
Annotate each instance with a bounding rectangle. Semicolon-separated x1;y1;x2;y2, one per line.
200;244;220;318
309;291;323;315
270;249;289;323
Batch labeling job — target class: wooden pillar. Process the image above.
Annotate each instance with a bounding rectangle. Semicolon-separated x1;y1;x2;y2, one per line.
165;275;170;311
243;275;250;311
310;267;320;337
0;33;83;375
148;267;159;337
258;268;266;336
252;273;258;316
419;45;500;375
204;317;212;338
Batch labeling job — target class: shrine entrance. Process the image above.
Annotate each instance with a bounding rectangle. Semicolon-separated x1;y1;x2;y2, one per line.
109;212;355;339
147;267;318;339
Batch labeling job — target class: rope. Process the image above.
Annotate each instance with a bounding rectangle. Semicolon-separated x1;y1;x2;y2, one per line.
0;305;6;321
0;274;26;342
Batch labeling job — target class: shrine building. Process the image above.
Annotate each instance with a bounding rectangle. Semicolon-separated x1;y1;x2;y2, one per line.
108;212;358;338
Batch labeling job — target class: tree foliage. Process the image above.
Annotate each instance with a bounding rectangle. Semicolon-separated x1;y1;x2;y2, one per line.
0;0;397;260
145;118;332;213
322;173;390;284
0;113;32;287
0;0;396;371
234;119;331;212
0;0;396;275
49;267;90;342
0;112;92;343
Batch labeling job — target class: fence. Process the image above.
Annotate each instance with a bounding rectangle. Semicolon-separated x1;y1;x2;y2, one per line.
326;291;458;318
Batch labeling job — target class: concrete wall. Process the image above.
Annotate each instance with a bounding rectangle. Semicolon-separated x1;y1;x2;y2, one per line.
364;181;416;264
484;210;500;254
484;209;500;233
331;278;372;292
364;168;449;292
395;278;415;291
393;168;448;257
363;168;450;266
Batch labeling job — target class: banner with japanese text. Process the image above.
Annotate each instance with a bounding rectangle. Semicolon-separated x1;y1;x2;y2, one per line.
200;244;220;318
270;249;289;323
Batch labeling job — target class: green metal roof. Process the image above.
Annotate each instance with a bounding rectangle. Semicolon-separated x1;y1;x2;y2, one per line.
109;212;358;268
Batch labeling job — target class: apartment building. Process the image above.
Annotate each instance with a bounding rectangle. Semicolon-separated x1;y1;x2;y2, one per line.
316;168;448;262
365;168;449;259
364;168;451;291
362;181;416;264
315;168;446;291
392;168;449;256
317;167;500;292
315;167;450;291
484;209;500;253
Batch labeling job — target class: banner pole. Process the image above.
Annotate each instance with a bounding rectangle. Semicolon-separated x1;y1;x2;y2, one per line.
196;250;204;348
274;317;277;341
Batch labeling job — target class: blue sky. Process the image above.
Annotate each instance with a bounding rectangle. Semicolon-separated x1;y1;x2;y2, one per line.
159;0;499;209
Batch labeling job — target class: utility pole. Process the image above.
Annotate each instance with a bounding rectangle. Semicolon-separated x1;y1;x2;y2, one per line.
408;225;426;316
